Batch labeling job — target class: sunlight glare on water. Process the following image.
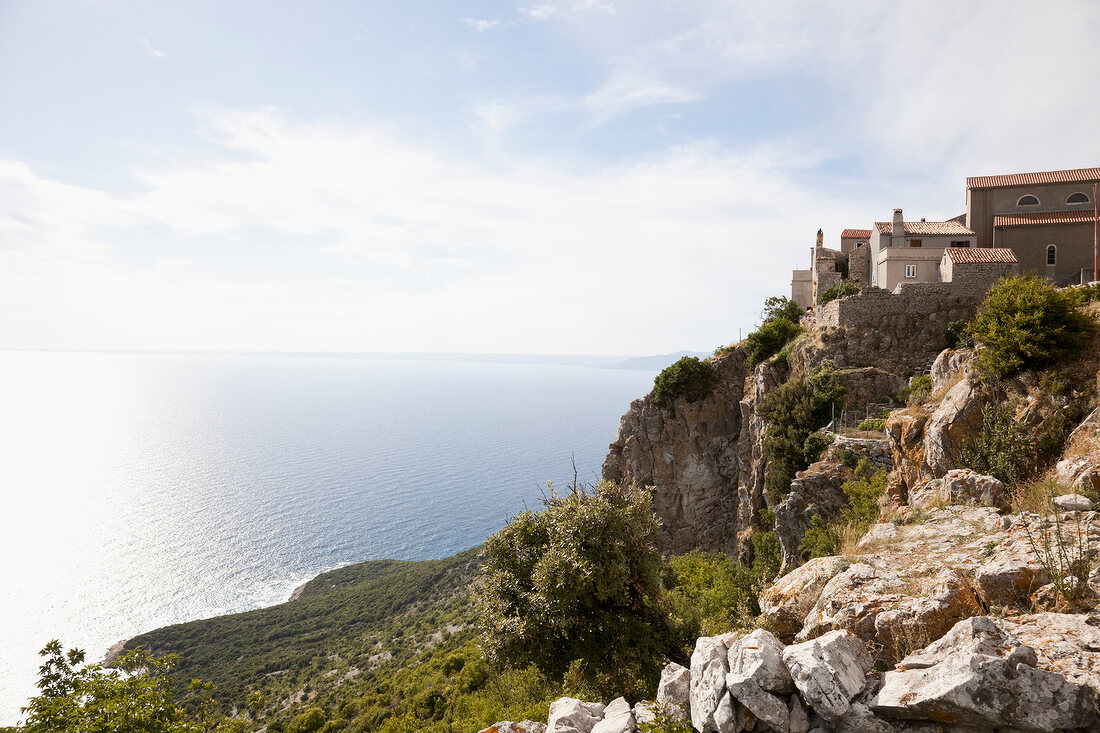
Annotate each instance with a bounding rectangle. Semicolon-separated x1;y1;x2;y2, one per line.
0;351;656;724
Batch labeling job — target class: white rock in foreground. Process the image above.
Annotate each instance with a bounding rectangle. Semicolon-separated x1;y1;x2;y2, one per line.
590;697;634;733
655;661;690;721
726;629;793;695
546;698;606;733
689;636;733;732
781;630;872;722
724;672;788;732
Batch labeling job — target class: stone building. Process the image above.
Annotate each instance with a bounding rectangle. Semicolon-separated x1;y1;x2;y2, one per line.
869;208;977;291
791;229;850;308
940;247;1019;288
840;228;871;255
966;167;1100;284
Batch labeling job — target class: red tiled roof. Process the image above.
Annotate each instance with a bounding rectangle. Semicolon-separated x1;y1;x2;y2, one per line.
873;220;976;236
993;210;1099;227
943;247;1018;264
967;167;1100;189
841;228;872;239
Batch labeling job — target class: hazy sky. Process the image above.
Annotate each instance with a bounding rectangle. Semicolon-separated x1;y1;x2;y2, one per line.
3;1;1099;355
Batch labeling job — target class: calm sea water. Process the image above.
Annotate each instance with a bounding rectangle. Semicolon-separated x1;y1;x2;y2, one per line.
0;351;656;724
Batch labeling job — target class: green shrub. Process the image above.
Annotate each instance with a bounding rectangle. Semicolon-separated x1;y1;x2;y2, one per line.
288;708;327;733
744;318;801;369
969;274;1094;378
803;431;833;465
960;402;1035;486
800;465;887;560
945;320;973;349
652;357;715;407
477;482;685;699
760;363;847;502
837;448;858;468
665;530;780;638
895;375;932;406
858;418;886;432
817;283;860;305
761;296;803;324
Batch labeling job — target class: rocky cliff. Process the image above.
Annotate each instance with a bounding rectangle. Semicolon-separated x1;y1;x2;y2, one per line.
577;290;1100;731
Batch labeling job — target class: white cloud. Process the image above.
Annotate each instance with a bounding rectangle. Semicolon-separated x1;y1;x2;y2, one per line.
520;5;558;22
460;18;499;31
0;110;854;353
136;37;166;59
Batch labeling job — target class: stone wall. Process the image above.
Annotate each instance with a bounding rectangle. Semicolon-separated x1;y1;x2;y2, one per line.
847;243;870;287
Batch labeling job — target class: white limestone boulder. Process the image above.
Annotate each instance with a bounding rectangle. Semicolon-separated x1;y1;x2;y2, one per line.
875;615;1100;731
546;698;606;733
781;630;872;722
479;723;547;733
758;556;848;640
1053;493;1095;512
974;556;1049;609
655;662;689;720
689;636;733;732
726;629;793;695
631;702;655;727
724;672;788;732
590;697;634;733
909;469;1006;511
787;695;809;733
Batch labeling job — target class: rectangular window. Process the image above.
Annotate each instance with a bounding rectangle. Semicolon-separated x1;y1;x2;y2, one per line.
905;264;917;278
909;239;922;248
951;240;970;248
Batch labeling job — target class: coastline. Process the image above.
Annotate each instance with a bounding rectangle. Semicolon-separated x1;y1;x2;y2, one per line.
289;581;309;602
101;639;128;666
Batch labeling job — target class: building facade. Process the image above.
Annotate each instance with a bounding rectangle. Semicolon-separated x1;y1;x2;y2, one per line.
966;167;1100;284
869;208;977;291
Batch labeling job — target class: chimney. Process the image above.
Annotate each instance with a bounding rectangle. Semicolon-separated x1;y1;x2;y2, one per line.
892;208;904;238
816;228;824;247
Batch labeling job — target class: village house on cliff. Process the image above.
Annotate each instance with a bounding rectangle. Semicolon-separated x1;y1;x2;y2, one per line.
791;165;1100;307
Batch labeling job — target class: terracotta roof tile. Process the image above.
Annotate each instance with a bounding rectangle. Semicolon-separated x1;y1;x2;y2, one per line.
943;247;1018;264
873;220;976;236
967;167;1100;189
993;210;1099;227
841;228;872;239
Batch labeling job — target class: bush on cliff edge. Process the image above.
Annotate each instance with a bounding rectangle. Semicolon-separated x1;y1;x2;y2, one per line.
477;481;687;699
969;274;1093;378
652;356;714;407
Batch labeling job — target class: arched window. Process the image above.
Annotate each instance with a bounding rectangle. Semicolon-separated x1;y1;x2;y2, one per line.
1018;195;1039;206
1047;244;1057;266
1067;192;1091;204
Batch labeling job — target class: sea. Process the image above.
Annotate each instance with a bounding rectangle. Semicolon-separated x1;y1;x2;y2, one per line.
0;350;660;725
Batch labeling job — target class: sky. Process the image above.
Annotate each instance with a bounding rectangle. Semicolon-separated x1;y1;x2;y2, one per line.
2;1;1100;355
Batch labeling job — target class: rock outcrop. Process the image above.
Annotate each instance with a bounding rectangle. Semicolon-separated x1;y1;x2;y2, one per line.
602;351;749;555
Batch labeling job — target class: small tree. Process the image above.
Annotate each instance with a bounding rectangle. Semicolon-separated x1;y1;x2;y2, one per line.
477;482;683;698
969;274;1093;378
19;642;207;733
760;296;803;325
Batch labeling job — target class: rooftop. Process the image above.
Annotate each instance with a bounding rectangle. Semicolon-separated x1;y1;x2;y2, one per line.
943;247;1018;264
967;167;1100;190
993;210;1099;227
874;220;976;236
841;228;872;239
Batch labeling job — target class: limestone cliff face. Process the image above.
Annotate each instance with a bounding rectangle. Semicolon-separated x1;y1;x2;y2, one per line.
602;351;749;556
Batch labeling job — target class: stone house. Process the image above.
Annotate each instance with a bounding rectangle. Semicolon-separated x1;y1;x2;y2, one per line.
966;167;1100;284
869;208;977;291
791;230;846;309
840;228;871;255
939;247;1019;288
